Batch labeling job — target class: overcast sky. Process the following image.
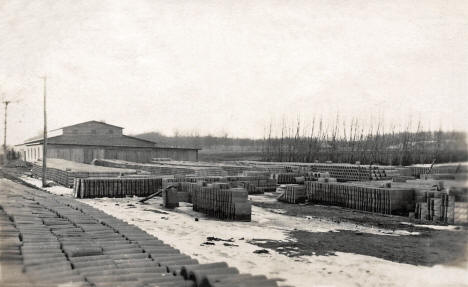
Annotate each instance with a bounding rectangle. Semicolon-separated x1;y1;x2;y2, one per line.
1;0;467;145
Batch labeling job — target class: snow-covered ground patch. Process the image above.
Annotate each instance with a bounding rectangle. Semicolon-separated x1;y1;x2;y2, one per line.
77;196;459;287
20;175;74;196
400;221;461;231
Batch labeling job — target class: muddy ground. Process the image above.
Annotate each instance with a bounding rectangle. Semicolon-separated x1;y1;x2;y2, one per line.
251;193;468;267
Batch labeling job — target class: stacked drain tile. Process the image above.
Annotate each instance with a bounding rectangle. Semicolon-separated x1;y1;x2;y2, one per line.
0;178;278;287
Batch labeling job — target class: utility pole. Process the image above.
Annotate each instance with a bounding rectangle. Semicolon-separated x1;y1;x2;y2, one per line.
41;76;47;187
3;100;10;159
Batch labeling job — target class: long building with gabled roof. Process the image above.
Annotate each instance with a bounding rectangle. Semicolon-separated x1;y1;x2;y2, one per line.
16;120;200;163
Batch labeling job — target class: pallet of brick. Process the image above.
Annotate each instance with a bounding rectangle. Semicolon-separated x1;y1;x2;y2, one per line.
454;202;468;224
243;171;271;178
32;159;136;187
177;182;203;203
408;163;468;177
240;178;277;194
93;159;196;176
73;177;163;199
305;181;412;215
192;186;251;221
278;185;306;204
275;173;310;184
163;187;179;208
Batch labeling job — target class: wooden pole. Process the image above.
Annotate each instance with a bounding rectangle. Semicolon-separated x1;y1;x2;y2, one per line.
42;76;47;187
3;101;9;161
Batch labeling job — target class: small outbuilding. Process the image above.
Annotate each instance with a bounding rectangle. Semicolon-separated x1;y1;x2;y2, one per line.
16;121;199;163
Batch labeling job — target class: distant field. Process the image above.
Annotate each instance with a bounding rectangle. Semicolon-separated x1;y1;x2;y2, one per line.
198;151;263;162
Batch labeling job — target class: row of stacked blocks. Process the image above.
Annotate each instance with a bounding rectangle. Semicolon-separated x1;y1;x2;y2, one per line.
270;163;398;182
73;177;163;198
192;186;252;221
414;187;468;224
279;181;414;215
32;162;128;187
0;179;278;287
278;185;306;204
304;182;408;214
167;175;277;196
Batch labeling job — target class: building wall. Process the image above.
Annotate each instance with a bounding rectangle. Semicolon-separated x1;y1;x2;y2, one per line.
17;144;43;162
17;144;197;163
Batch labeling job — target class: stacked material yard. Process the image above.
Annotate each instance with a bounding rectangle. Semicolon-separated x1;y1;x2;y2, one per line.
274;171;330;184
414;185;468;224
171;175;276;196
238;161;399;181
73;177;163;199
192;186;252;221
240;178;277;194
0;179;278;287
278;185;306;203
94;159;231;177
93;159;197;176
305;181;415;215
307;163;394;181
275;173;308;184
407;162;468;177
32;159;136;187
151;159;245;176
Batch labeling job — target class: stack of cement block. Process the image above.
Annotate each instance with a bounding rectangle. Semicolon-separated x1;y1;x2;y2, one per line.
163;187;179;208
278;185;306;203
240;178;277;194
415;187;468;224
305;181;414;215
192;187;251;221
243;171;272;178
32;159;136;187
73;177;163;198
407;163;468;177
275;173;310;184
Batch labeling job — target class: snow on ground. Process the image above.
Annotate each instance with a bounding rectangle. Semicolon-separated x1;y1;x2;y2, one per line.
80;196;468;287
20;176;74;196
400;221;462;231
20;176;468;287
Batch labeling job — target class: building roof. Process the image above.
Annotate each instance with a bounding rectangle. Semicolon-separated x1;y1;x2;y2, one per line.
19;120;200;150
58;120;124;130
20;135;200;150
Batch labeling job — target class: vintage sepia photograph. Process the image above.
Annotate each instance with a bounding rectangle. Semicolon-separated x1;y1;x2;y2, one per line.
1;1;467;286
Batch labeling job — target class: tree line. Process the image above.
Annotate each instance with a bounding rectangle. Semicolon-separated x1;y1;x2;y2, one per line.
135;118;467;165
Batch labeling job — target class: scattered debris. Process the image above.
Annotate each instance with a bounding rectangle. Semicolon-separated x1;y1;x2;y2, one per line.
144;208;169;215
223;243;239;247
207;236;234;242
253;249;270;254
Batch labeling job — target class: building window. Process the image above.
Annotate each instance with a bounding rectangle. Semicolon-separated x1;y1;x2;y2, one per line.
91;129;97;134
108;129;114;134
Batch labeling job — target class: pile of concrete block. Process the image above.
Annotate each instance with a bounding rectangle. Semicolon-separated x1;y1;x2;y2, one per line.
278;185;306;203
275;173;310;184
192;186;251;221
240;178;277;194
305;181;414;215
407;163;468;178
73;177;163;198
415;187;468;224
32;159;136;187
